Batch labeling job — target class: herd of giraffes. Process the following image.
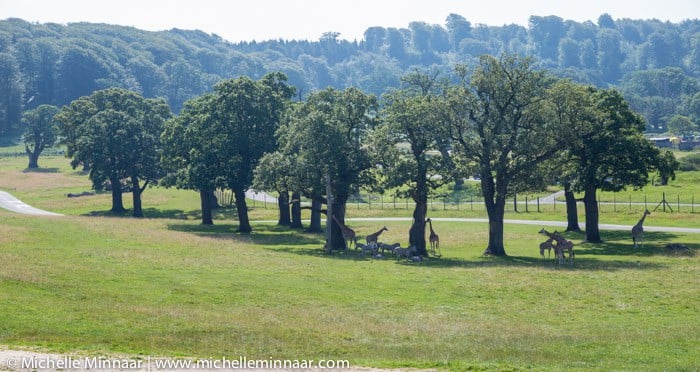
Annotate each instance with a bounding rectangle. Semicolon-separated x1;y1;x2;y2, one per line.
330;208;653;262
536;209;652;266
330;215;441;257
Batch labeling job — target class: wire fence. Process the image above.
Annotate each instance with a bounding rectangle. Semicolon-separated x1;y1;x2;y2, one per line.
235;191;700;214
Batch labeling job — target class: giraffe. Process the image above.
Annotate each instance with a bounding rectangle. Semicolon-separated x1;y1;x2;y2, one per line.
539;228;574;265
426;218;441;256
539;238;554;259
632;209;651;249
365;226;388;245
331;215;357;250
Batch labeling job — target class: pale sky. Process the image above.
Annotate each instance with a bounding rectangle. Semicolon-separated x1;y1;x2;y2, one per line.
2;0;699;43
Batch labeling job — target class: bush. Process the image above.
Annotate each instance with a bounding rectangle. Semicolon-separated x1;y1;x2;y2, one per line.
678;153;700;171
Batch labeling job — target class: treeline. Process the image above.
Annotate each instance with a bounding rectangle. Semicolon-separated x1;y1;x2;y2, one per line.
32;56;676;257
0;14;699;136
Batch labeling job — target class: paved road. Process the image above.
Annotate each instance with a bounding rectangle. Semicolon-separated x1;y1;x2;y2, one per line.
0;191;63;216
344;217;700;234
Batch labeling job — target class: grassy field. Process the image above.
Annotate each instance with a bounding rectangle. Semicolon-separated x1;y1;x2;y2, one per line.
1;155;699;370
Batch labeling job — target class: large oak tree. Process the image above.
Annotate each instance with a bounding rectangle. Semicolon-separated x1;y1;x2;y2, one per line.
447;55;558;256
55;88;171;217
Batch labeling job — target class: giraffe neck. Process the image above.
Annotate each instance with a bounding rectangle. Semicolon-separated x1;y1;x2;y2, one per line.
428;220;435;234
636;214;647;227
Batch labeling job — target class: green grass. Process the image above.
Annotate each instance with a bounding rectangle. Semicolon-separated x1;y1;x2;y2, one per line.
1;155;699;370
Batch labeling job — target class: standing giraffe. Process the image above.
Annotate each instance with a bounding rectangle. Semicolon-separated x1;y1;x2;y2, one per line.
365;226;388;245
539;228;574;265
539;238;554;259
632;209;651;249
331;215;357;250
426;218;441;256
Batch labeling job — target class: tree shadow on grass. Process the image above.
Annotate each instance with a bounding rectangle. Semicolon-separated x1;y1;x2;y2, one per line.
23;167;60;173
167;223;321;246
264;244;668;271
573;230;698;258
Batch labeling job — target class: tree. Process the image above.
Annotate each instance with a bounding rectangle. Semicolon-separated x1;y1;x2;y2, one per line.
55;88;171;217
558;87;661;242
447;55;558;256
667;115;698;136
371;72;450;256
529;15;566;61
211;72;295;233
547;80;600;232
445;14;471;49
161;93;233;225
252;151;294;226
597;29;624;83
0;52;23;136
22;104;59;168
276;87;377;248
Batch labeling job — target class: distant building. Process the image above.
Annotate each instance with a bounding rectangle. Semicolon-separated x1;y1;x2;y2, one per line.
649;137;672;148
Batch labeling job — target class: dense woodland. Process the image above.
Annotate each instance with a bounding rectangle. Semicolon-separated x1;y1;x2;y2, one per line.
1;14;699;137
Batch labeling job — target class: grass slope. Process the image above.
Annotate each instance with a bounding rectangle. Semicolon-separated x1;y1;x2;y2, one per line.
1;155;698;370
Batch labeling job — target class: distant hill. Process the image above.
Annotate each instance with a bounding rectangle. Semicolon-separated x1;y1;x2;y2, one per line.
0;14;698;136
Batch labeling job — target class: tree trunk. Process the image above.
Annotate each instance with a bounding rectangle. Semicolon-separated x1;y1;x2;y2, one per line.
200;189;214;225
484;201;507;256
277;191;291;226
25;146;39;169
109;174;126;213
234;189;252;233
481;172;507;256
131;175;143;218
564;183;581;232
583;186;602;243
307;198;323;233
207;189;220;210
329;201;347;251
409;178;429;256
290;191;303;228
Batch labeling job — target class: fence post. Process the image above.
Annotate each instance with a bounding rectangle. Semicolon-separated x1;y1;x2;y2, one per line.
537;197;540;213
629;195;632;212
525;195;529;213
470;196;473;211
613;195;616;213
514;193;518;212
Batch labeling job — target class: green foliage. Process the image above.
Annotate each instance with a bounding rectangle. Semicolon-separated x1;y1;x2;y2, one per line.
1;16;699;131
54;88;171;215
679;152;700;171
448;55;558;255
21;104;59;168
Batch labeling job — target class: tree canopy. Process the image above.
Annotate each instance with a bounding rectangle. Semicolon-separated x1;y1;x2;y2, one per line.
55;88;171;217
1;16;698;136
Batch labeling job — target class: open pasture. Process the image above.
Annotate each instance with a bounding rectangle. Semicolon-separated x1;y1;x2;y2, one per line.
0;155;699;370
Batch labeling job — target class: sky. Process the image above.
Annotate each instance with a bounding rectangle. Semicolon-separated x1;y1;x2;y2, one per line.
2;0;699;43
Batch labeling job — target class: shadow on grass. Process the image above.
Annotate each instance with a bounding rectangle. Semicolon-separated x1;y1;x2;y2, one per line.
82;207;239;221
23;167;60;173
573;230;698;258
167;223;321;246
265;244;669;271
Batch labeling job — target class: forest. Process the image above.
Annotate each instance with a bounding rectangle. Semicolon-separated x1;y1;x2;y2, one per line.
0;13;699;137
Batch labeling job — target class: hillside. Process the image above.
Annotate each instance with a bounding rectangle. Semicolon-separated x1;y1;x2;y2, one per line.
0;14;699;136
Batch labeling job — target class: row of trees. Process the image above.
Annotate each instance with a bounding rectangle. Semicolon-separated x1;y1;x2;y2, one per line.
1;16;699;136
37;55;673;257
